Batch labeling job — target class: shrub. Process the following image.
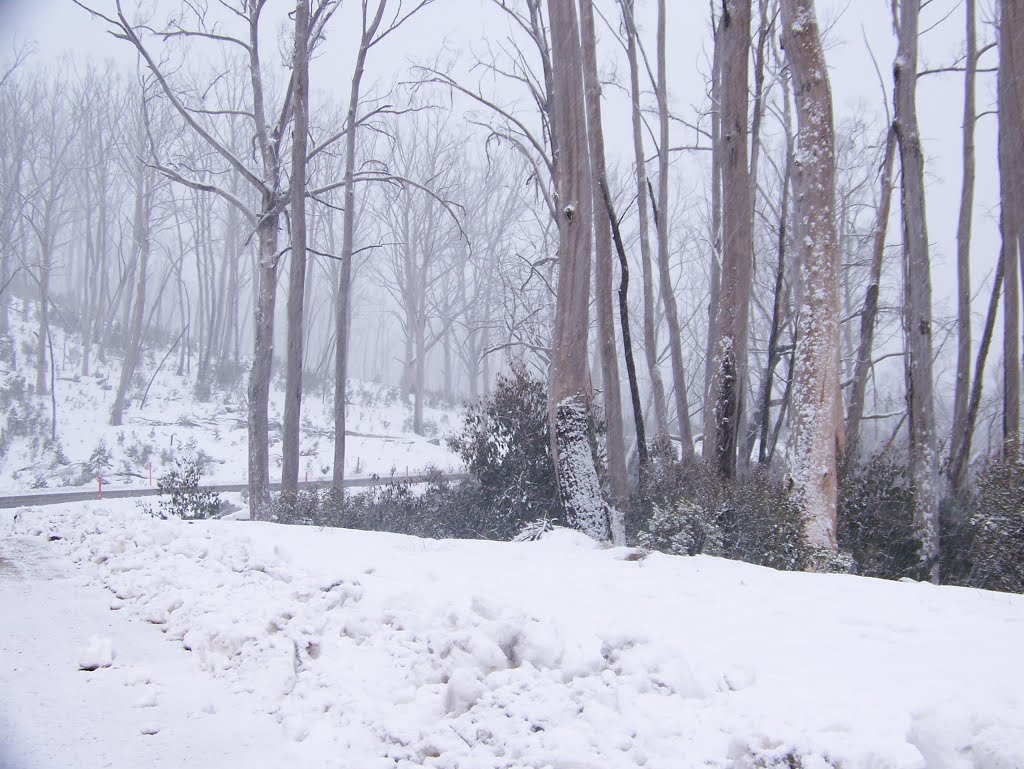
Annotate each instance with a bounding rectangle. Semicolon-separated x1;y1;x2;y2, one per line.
950;457;1024;593
446;363;562;530
269;468;509;540
837;450;921;579
634;460;810;571
153;456;221;520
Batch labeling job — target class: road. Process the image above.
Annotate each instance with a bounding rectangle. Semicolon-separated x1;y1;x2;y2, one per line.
0;473;469;510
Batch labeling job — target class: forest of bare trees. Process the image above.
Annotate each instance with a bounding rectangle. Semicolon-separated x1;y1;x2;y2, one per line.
1;0;1022;582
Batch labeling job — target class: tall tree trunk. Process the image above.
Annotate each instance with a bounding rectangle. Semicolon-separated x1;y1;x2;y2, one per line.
951;260;1004;490
605;182;649;472
547;0;612;541
581;0;629;502
949;0;977;470
621;0;668;439
780;0;842;554
999;0;1024;459
846;126;897;455
282;0;310;494
894;0;940;581
111;101;151;427
333;3;386;489
704;0;753;479
248;207;280;521
704;18;723;431
655;0;695;460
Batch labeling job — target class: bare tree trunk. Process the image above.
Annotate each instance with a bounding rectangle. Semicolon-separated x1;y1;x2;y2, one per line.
949;0;977;470
334;3;387;489
999;81;1020;458
847;126;897;455
780;0;842;554
755;105;792;465
605;182;649;472
951;260;1004;490
248;209;280;520
282;0;310;494
654;0;695;460
547;0;612;541
894;0;940;581
580;0;628;502
999;0;1024;458
111;98;151;427
704;19;723;429
620;0;668;439
704;0;753;478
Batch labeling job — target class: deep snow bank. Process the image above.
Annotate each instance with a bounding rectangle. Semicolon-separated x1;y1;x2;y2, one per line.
7;501;1024;769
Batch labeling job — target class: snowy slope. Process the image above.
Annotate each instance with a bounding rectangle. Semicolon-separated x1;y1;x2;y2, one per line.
3;500;1023;769
0;316;460;493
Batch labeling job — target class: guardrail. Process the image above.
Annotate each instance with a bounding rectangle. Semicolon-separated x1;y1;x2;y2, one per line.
0;473;471;510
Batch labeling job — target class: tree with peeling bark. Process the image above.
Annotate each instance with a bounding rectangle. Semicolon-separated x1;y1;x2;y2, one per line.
546;0;613;541
704;0;753;479
779;0;842;555
893;0;940;581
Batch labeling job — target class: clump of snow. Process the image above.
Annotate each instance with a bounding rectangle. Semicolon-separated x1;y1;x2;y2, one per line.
77;636;114;671
9;500;1024;769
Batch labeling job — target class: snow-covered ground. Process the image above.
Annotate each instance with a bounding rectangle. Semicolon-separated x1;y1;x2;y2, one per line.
0;316;460;494
3;500;1023;769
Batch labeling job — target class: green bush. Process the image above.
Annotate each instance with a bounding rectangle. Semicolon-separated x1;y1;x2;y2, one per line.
446;363;562;529
635;460;810;571
837;450;921;579
153;456;221;520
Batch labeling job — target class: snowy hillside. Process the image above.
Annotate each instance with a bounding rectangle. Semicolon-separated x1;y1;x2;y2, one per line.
0;316;461;494
3;500;1023;769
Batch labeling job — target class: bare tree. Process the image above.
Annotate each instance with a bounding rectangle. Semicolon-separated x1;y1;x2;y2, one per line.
282;0;311;493
894;0;940;580
580;0;629;502
654;0;695;460
998;0;1024;459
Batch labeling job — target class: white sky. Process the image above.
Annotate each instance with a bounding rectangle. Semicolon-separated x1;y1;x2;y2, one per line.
1;0;1003;316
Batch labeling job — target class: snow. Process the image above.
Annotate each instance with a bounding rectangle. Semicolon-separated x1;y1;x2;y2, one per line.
77;636;115;671
0;316;461;494
4;500;1024;769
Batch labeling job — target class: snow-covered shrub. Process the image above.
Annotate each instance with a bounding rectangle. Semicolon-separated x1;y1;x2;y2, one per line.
152;456;221;520
837;450;920;579
635;460;809;570
636;500;724;557
0;332;14;364
446;362;562;530
75;439;113;485
951;457;1024;593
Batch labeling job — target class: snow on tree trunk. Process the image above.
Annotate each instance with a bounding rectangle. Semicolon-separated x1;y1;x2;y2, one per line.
282;0;310;494
780;0;843;554
704;0;753;479
248;210;280;522
547;0;612;541
894;0;940;581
